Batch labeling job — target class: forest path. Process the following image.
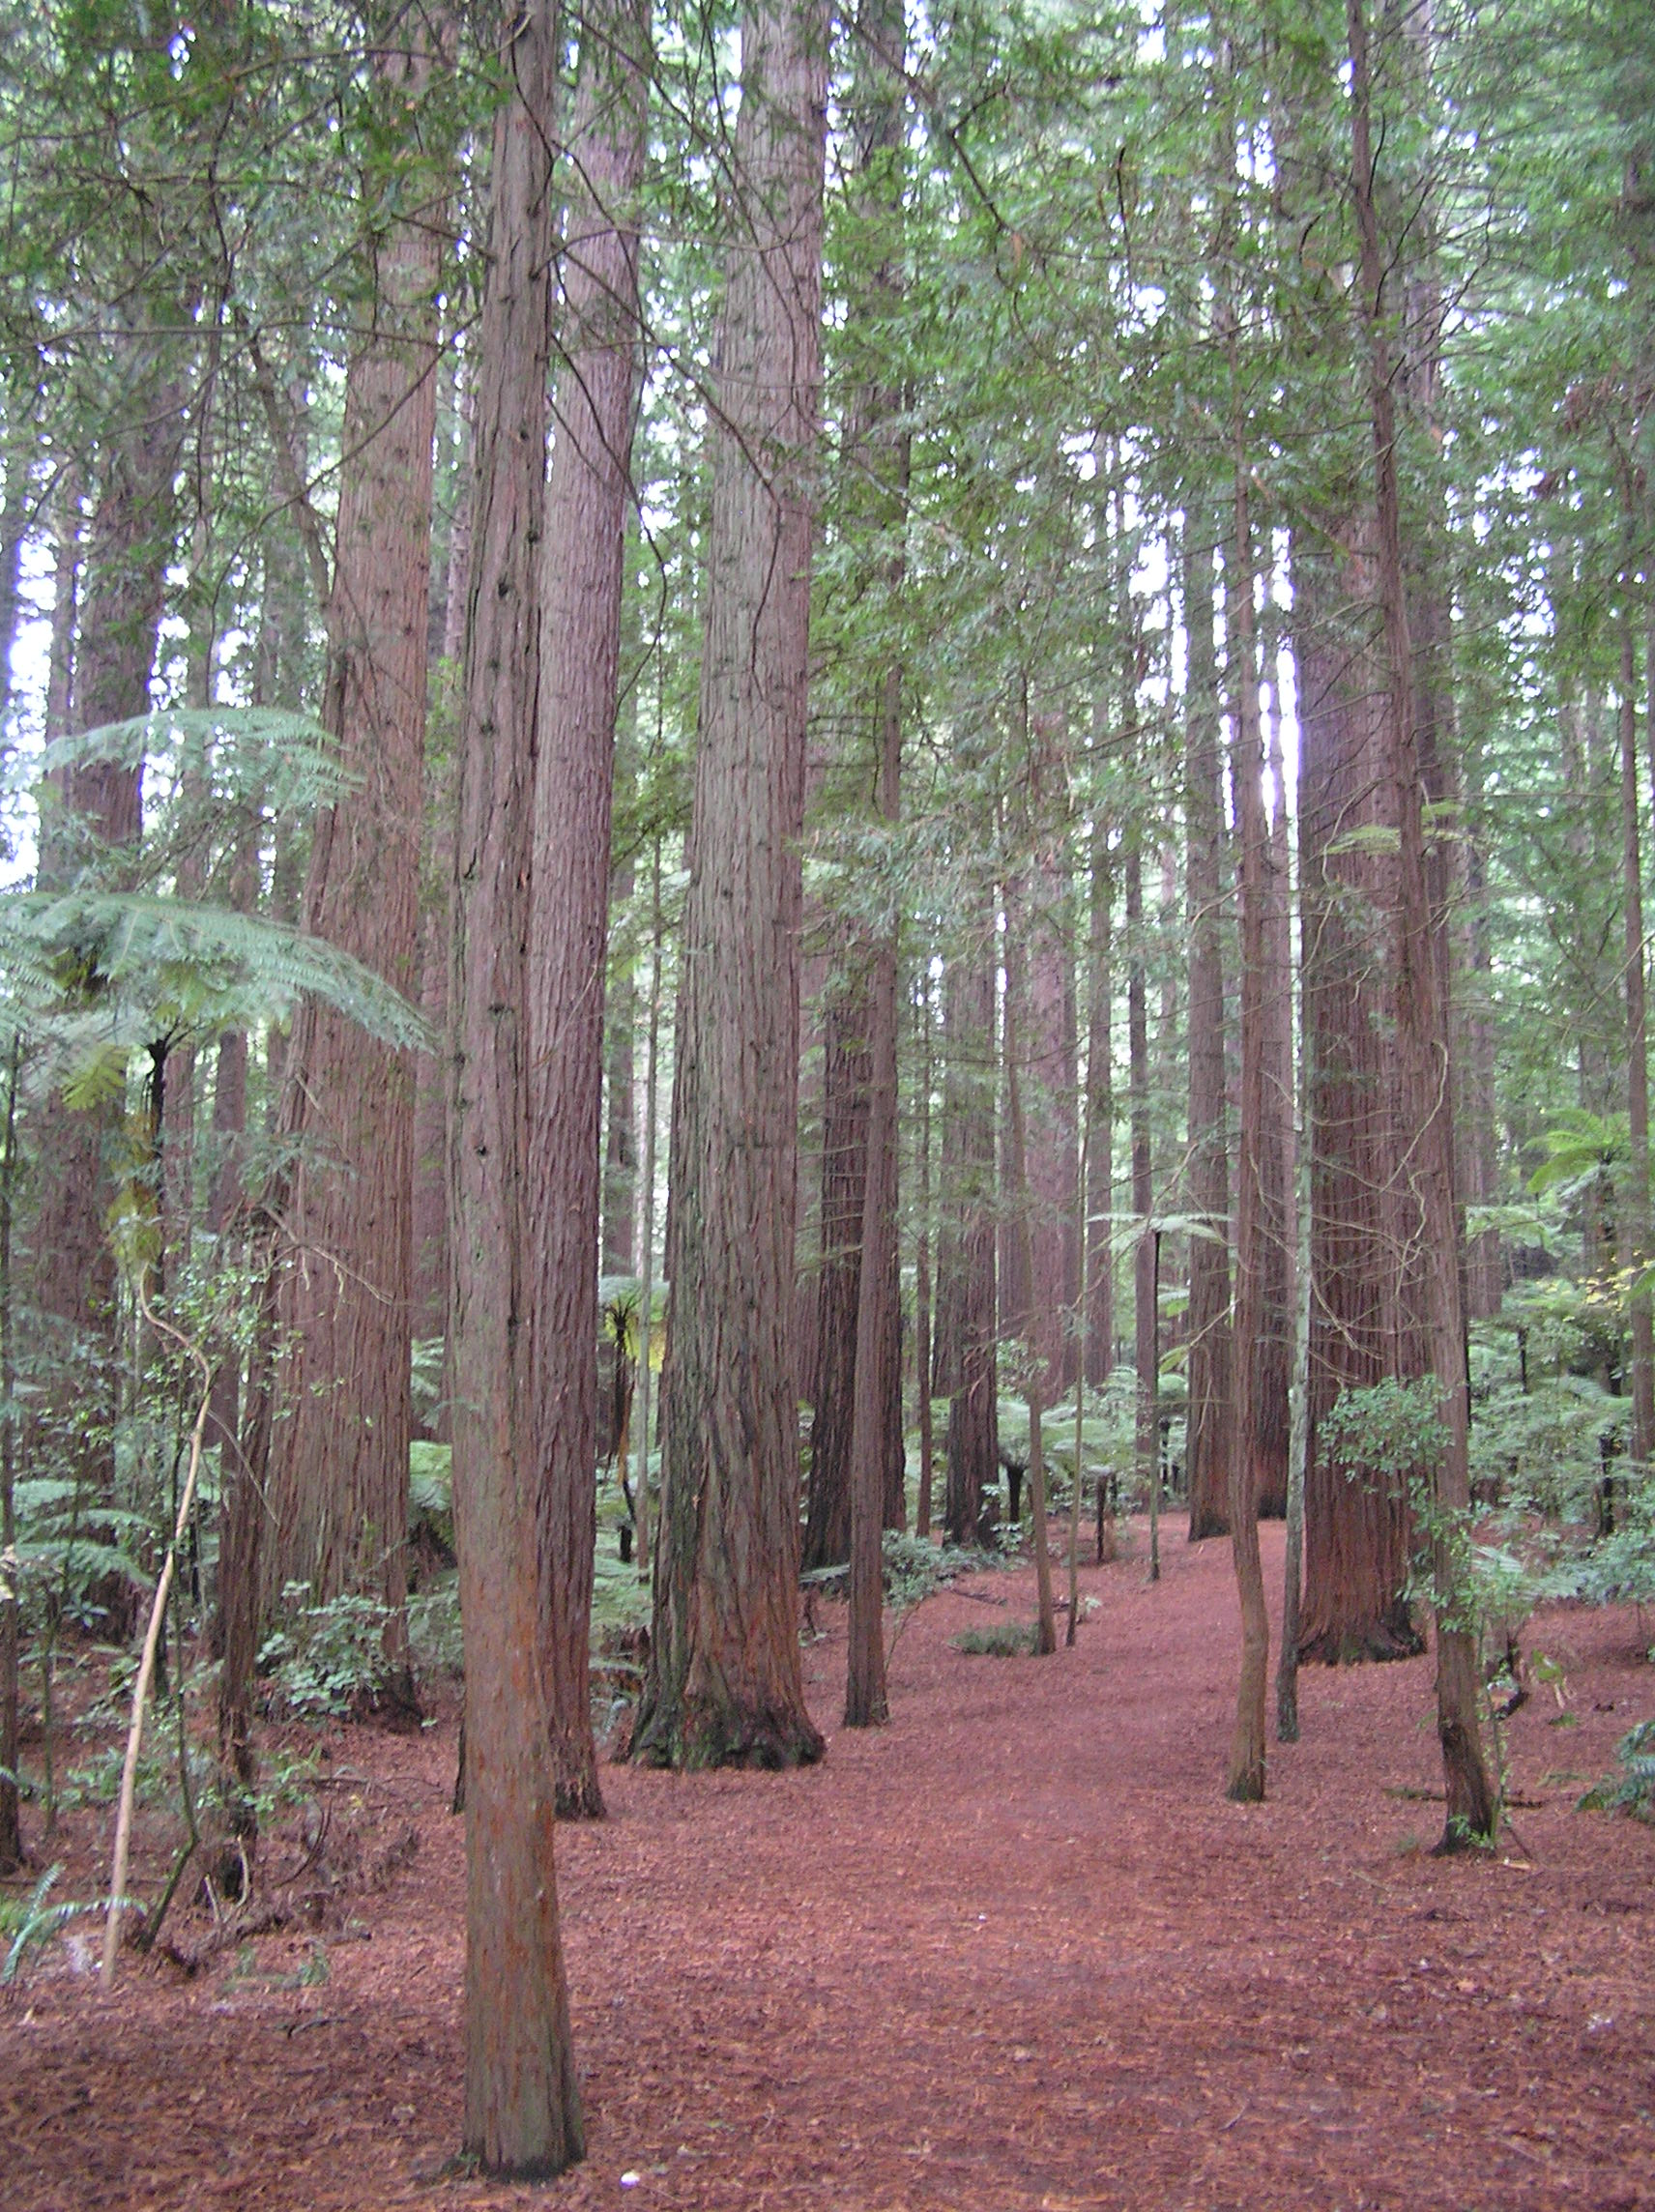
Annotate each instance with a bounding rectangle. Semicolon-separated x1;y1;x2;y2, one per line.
8;1515;1655;2210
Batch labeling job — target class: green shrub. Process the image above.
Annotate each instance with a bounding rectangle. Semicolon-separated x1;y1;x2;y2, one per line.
1581;1717;1655;1821
950;1618;1039;1657
257;1583;396;1718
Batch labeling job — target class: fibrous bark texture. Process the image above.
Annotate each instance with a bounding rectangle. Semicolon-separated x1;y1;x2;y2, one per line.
1348;0;1493;1848
1084;805;1114;1387
804;973;872;1572
1182;509;1232;1539
264;53;442;1637
448;1;585;2170
636;0;828;1773
29;351;183;1516
529;0;649;1821
1226;466;1271;1804
943;925;999;1549
1294;535;1425;1667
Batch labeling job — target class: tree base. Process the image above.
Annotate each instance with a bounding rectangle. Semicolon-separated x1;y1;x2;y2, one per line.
554;1773;607;1820
1298;1614;1423;1667
633;1699;825;1773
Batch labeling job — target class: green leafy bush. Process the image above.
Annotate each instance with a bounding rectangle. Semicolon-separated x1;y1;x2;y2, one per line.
257;1583;396;1718
950;1618;1040;1657
1581;1718;1655;1821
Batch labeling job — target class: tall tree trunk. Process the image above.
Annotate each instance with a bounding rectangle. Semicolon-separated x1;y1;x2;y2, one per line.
0;418;30;727
529;0;650;1820
633;843;665;1577
846;650;902;1728
1085;803;1115;1385
1005;1000;1060;1656
1024;713;1081;1395
944;920;999;1547
1126;828;1156;1565
1259;614;1296;1520
264;43;444;1651
448;1;584;2169
636;0;828;1772
1226;460;1271;1804
29;360;184;1528
0;1040;21;1871
1183;505;1233;1538
1620;614;1655;1468
915;970;935;1537
804;974;871;1571
1349;0;1494;1848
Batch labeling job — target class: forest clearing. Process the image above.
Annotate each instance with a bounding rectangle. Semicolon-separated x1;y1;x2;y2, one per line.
7;1517;1655;2212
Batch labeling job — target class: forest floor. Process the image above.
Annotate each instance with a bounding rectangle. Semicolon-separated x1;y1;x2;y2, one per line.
5;1513;1655;2212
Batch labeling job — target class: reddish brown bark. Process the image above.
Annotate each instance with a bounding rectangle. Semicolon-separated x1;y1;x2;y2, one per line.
1227;463;1271;1804
846;668;902;1729
1295;536;1424;1666
264;46;444;1645
1619;617;1655;1467
29;361;183;1500
915;972;936;1536
1126;830;1157;1549
636;0;828;1772
1182;508;1233;1539
1085;804;1115;1387
0;1041;20;1872
943;924;999;1550
530;0;650;1820
1023;717;1081;1395
804;975;871;1572
1349;0;1493;1846
448;0;584;2169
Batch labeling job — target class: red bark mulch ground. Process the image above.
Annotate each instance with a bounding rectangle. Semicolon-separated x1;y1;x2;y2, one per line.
5;1515;1654;2210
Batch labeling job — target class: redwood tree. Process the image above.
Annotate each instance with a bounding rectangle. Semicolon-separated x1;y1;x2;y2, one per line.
529;0;650;1820
264;38;445;1644
942;919;999;1549
635;0;828;1771
448;0;584;2168
1182;505;1232;1540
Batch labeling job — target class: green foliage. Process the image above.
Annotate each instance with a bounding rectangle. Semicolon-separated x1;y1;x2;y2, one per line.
408;1441;453;1560
879;1528;1007;1614
1580;1719;1655;1821
257;1584;396;1720
1;1865;127;1987
1320;1379;1447;1489
950;1618;1040;1657
407;1573;464;1681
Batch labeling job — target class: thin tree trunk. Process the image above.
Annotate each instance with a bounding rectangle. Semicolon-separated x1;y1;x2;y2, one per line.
1183;504;1232;1538
804;974;871;1571
1127;830;1156;1571
1259;612;1296;1520
944;920;999;1549
448;0;584;2168
915;970;935;1538
1086;802;1114;1384
636;0;828;1772
0;421;30;727
529;0;650;1823
1005;1030;1059;1656
0;1039;21;1871
633;842;664;1577
1226;457;1270;1805
1620;613;1655;1468
846;668;901;1728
